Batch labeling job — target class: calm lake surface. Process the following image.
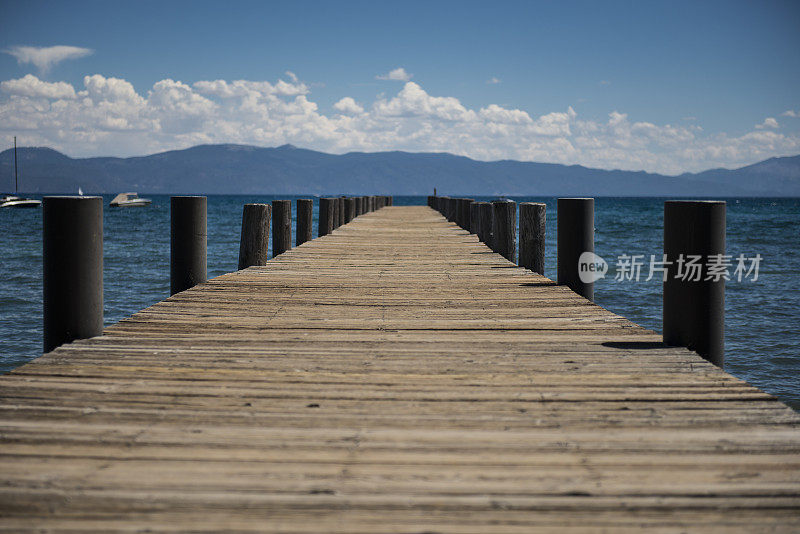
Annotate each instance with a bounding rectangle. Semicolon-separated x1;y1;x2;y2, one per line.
1;195;798;410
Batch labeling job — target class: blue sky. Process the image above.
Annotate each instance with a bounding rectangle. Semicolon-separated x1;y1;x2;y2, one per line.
1;0;798;174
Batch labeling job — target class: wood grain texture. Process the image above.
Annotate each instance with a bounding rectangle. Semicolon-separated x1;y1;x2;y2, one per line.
1;206;799;532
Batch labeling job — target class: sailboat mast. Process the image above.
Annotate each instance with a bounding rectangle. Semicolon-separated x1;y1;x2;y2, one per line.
14;136;18;193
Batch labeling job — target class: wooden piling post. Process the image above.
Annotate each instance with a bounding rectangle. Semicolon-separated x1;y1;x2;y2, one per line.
345;197;356;223
238;203;271;270
318;198;335;237
454;198;464;226
272;199;292;257
296;198;313;246
338;197;345;227
469;202;481;236
557;198;594;300
170;196;207;296
43;196;104;353
478;202;493;245
663;201;726;366
491;200;517;262
458;198;474;231
332;197;340;228
519;202;546;275
444;197;455;222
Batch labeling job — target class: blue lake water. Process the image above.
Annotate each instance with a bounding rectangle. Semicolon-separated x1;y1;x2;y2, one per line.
1;195;798;410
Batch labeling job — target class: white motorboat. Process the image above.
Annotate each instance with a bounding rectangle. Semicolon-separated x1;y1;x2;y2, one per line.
110;192;152;207
0;194;41;208
1;137;41;209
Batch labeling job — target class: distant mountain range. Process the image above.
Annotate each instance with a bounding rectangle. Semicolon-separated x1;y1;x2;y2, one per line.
1;144;799;196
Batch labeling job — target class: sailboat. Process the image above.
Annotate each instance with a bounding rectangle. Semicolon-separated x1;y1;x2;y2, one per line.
0;137;41;209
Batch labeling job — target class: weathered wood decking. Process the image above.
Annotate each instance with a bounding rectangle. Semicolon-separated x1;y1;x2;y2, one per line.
2;205;799;532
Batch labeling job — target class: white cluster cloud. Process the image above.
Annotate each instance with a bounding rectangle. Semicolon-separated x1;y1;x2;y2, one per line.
376;68;412;82
783;110;798;118
487;77;501;85
333;97;364;115
755;117;779;130
1;73;798;174
1;74;76;99
4;45;93;74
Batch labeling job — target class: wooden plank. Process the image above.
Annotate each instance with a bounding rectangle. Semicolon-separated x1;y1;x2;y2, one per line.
1;205;798;531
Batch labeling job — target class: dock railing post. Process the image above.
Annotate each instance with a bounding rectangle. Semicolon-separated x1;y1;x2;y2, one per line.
663;201;726;366
296;198;313;246
345;197;356;223
520;202;546;275
238;203;271;270
557;198;594;300
272;199;292;257
171;196;207;296
469;202;480;236
458;198;474;232
492;200;517;262
319;197;335;236
43;196;104;353
445;197;456;222
478;202;493;246
332;197;340;228
338;197;345;227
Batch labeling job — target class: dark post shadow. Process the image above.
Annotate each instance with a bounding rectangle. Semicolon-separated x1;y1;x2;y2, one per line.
601;341;668;350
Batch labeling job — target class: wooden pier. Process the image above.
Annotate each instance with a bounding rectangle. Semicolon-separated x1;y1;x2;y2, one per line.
2;205;799;531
